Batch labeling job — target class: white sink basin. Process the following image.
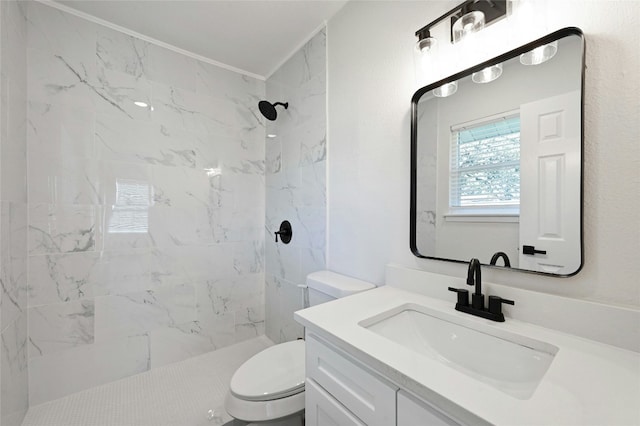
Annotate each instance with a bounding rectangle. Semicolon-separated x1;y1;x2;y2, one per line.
359;303;558;399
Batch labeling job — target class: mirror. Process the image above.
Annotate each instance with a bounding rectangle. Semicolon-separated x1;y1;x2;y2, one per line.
411;28;584;276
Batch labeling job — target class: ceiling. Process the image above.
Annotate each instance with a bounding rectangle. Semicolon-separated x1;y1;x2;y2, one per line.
54;0;348;79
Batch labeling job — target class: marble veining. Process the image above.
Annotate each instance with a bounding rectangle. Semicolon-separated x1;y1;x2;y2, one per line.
52;53;135;119
25;1;266;404
96;28;149;80
1;202;28;329
28;155;100;205
235;306;266;341
66;55;133;115
28;252;98;306
1;1;29;424
264;29;326;344
1;313;29;426
27;101;95;160
94;67;152;121
94;285;196;342
28;204;101;255
266;139;282;174
28;300;95;357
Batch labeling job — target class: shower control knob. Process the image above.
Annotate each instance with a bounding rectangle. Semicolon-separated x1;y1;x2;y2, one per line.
274;220;292;244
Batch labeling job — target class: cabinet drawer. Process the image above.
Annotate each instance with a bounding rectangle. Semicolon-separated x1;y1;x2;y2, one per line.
306;379;366;426
397;390;460;426
306;334;397;426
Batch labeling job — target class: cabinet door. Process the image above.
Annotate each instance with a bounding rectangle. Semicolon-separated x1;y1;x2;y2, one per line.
397;390;460;426
306;334;397;426
306;379;366;426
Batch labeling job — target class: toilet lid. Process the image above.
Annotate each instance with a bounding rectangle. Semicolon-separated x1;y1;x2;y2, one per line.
230;340;305;401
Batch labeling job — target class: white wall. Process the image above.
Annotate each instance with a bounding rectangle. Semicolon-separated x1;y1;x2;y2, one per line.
327;1;640;308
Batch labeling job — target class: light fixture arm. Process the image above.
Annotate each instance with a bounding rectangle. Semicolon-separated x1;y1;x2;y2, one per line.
414;0;508;44
414;0;476;40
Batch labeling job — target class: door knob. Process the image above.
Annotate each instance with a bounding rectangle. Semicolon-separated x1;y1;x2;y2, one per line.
522;245;547;255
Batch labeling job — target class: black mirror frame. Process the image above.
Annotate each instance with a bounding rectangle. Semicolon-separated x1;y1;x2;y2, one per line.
410;27;585;277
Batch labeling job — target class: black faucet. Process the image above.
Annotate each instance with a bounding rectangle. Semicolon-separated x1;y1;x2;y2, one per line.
489;251;511;267
448;258;515;322
467;258;484;309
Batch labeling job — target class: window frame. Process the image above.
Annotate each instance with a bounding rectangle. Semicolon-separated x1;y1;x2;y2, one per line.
447;110;521;222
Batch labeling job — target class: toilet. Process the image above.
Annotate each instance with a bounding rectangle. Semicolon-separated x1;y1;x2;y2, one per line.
224;271;375;425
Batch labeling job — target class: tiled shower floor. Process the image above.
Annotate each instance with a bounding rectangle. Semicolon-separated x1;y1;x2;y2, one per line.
22;336;273;426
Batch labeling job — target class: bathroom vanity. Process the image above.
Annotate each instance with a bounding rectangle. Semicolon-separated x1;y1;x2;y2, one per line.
294;266;640;426
304;333;467;426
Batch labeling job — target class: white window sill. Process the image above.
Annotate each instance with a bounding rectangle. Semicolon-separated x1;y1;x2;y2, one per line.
444;213;519;223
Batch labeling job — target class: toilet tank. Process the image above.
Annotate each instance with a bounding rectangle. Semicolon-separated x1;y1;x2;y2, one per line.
306;271;376;306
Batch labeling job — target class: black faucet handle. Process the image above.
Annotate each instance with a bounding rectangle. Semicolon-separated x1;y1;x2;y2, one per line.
448;287;469;307
488;296;515;316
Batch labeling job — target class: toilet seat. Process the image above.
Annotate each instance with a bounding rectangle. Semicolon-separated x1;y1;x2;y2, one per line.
226;271;377;424
225;389;305;423
230;339;305;401
225;340;306;422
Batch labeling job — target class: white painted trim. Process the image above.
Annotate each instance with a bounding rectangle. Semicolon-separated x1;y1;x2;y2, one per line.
37;0;266;81
443;214;519;223
451;108;520;131
265;20;327;80
325;22;331;271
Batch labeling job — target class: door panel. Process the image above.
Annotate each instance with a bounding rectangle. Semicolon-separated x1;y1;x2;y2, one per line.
519;90;581;274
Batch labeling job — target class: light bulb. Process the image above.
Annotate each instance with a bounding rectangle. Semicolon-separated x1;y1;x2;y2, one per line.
520;41;558;65
416;36;438;54
433;81;458;98
472;64;503;84
452;11;485;43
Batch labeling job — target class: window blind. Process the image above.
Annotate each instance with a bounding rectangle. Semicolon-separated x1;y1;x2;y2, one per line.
450;115;521;208
109;179;150;234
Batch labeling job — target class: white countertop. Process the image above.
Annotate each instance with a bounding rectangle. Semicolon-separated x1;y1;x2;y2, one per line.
294;286;640;425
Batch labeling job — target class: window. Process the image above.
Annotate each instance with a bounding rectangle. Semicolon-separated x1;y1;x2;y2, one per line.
449;114;520;216
108;179;150;234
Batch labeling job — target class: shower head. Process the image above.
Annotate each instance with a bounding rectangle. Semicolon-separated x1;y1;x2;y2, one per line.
258;100;288;121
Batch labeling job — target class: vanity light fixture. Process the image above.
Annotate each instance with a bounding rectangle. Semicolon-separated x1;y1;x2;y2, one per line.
520;41;558;65
414;0;509;50
472;63;503;83
451;4;485;43
433;81;458;98
416;28;438;54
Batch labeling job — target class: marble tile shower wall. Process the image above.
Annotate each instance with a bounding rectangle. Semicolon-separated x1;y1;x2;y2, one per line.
26;3;266;405
1;1;28;425
265;30;326;343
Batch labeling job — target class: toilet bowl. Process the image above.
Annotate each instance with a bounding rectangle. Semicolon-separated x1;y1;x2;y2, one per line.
224;271;375;425
225;339;305;424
